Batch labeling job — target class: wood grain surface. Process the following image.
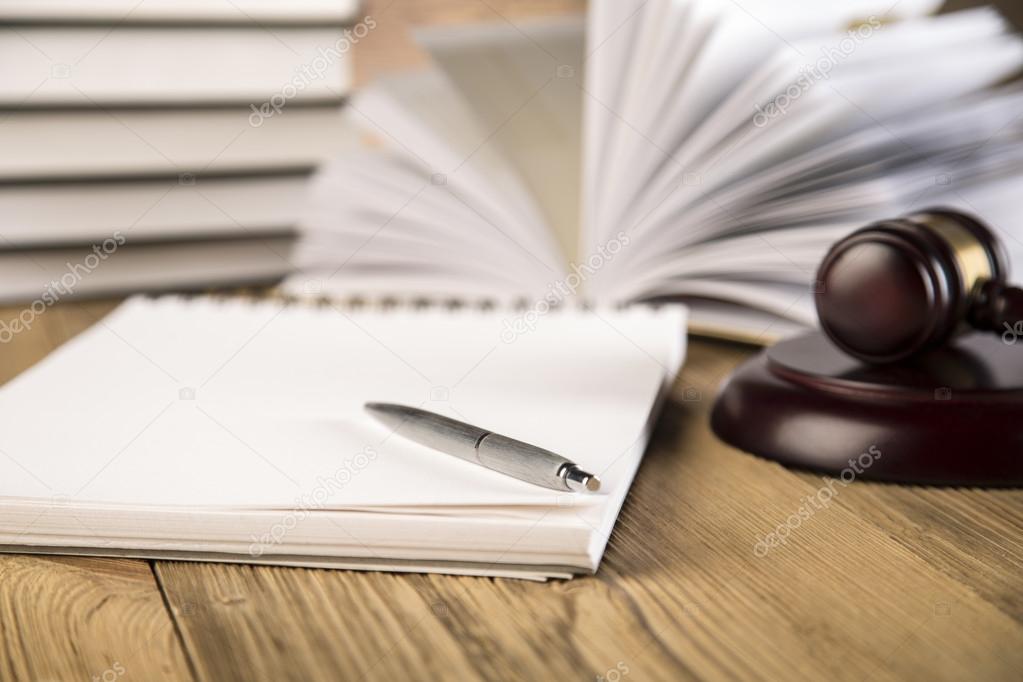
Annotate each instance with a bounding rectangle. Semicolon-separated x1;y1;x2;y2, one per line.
2;0;1023;680
0;556;192;681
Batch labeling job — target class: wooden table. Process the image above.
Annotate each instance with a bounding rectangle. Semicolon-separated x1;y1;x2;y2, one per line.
3;1;1023;679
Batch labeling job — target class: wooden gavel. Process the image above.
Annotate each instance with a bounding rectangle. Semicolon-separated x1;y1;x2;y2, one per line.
815;208;1023;363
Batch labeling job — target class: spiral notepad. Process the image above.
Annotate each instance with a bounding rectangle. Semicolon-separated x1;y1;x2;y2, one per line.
0;296;685;580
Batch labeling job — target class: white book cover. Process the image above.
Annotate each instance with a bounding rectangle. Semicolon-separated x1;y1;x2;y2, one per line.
0;174;311;247
0;25;355;106
0;0;361;24
0;238;295;304
0;107;357;181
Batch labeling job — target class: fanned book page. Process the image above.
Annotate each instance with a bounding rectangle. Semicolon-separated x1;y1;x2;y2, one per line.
287;0;1023;343
0;297;685;580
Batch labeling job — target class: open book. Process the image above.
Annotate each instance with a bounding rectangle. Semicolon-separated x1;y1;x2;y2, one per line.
287;0;1023;342
0;296;684;580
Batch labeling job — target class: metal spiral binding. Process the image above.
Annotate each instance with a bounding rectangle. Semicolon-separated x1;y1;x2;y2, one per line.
146;285;650;313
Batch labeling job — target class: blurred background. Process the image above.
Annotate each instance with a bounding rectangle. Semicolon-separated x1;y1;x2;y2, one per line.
1;0;1021;374
354;1;1022;80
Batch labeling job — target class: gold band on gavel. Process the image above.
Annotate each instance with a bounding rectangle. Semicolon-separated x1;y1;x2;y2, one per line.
918;213;995;294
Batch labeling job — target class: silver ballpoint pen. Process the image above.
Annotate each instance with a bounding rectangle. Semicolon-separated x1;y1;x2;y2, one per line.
365;403;601;493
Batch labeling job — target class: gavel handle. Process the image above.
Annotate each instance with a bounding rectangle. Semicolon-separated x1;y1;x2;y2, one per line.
970;280;1023;336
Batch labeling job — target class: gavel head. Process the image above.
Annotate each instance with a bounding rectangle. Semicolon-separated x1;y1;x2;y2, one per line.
814;208;1010;364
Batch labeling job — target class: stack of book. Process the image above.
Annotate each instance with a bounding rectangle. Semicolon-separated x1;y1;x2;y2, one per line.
0;0;361;304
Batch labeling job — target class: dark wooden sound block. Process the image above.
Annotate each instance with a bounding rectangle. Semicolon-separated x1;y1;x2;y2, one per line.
711;332;1023;486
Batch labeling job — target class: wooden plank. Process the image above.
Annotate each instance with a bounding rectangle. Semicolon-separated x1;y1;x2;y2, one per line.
824;480;1023;625
152;339;1023;682
0;556;193;681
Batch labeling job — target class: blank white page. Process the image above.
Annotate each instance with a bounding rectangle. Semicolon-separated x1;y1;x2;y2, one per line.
417;18;586;262
0;297;685;515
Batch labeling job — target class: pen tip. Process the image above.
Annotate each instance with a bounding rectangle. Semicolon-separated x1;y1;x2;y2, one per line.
564;465;601;493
